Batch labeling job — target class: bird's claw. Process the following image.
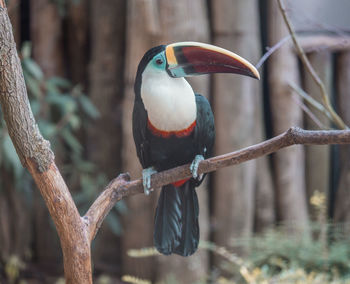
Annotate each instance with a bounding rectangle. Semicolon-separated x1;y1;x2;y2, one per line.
142;167;157;195
190;155;204;179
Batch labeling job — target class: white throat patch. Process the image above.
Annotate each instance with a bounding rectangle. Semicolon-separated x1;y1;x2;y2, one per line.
141;66;196;132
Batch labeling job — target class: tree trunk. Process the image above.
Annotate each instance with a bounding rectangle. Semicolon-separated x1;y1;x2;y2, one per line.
87;0;126;275
66;0;88;85
7;0;20;45
30;0;65;271
121;0;159;279
334;51;350;230
211;0;271;255
30;0;64;77
303;51;331;218
267;0;308;226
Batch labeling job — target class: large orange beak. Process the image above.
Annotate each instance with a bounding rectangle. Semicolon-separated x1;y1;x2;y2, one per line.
165;41;260;80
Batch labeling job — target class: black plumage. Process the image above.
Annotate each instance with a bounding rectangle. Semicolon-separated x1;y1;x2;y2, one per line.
132;45;215;256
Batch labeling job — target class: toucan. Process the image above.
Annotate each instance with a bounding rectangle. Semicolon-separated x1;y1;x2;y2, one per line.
132;42;259;256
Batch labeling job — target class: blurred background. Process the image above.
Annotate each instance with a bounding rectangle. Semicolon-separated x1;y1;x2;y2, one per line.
1;0;350;283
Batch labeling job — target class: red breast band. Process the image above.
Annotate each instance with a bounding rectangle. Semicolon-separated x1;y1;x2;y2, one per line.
172;178;190;187
147;119;196;138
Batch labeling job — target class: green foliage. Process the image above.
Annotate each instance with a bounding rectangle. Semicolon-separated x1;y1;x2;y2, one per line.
221;224;350;283
126;226;350;283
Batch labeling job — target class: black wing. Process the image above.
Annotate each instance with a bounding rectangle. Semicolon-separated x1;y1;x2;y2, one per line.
132;99;151;169
194;94;215;158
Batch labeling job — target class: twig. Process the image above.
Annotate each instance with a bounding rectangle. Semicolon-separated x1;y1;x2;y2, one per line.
289;82;333;122
291;94;326;129
277;0;348;130
84;127;350;239
255;35;291;69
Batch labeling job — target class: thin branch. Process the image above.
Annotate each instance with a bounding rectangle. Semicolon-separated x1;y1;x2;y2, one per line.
289;82;333;122
291;94;326;129
277;0;348;130
255;35;291;69
85;127;350;239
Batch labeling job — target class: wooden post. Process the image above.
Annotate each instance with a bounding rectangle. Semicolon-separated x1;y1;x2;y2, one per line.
30;0;65;267
334;51;350;230
211;0;273;255
303;51;331;217
267;0;308;226
87;0;126;270
122;1;210;282
156;1;210;283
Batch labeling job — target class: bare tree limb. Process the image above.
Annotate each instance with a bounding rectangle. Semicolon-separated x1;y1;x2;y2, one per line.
277;0;348;130
85;127;350;240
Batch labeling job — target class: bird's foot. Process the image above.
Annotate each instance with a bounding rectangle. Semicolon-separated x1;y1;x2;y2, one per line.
142;167;157;195
190;155;204;179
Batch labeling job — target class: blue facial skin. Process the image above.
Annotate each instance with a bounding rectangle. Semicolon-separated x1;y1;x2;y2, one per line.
151;51;188;78
152;51;167;71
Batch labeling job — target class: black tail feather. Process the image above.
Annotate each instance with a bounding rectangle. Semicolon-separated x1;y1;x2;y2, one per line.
154;181;199;256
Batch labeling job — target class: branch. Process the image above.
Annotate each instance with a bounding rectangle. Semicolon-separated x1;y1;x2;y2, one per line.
255;35;291;69
289;82;333;122
277;0;348;130
291;93;327;130
85;127;350;239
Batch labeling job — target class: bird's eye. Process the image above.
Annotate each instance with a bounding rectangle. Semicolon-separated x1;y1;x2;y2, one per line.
155;58;163;65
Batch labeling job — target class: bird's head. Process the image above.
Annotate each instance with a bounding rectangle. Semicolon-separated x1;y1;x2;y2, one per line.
135;41;260;86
